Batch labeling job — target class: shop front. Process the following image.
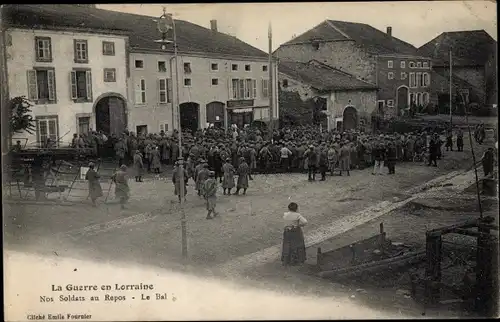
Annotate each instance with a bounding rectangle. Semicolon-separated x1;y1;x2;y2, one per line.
226;99;255;130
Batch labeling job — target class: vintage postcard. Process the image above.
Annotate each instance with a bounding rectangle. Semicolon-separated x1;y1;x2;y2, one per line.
2;2;498;320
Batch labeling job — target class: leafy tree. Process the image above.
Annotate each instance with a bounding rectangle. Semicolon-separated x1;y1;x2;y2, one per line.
9;96;36;135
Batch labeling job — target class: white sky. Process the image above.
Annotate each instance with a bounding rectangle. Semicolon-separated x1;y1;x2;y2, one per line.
98;2;497;52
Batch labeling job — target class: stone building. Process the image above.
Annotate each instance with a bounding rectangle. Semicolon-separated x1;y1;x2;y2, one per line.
417;30;497;110
274;20;431;119
278;60;378;131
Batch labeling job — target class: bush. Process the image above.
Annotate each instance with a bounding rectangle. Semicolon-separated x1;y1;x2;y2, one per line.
9;96;36;135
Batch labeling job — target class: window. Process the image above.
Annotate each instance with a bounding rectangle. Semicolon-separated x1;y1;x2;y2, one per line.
103;68;116;82
261;79;269;98
416;92;422;106
262;65;268;72
232;64;238;71
245;64;251;71
416;72;422;87
102;41;115;56
417;62;422;68
159;123;169;132
35;37;52;62
37;116;58;148
136;125;148;136
184;78;192;86
211;78;219;86
211;63;218;71
158;61;167;72
78;117;90;135
388;60;393;68
410;93;415;105
70;70;92;101
400;61;406;68
231;78;256;99
158;78;172;104
400;72;407;80
423;72;430;87
245;79;252;98
387;100;394;107
135;60;144;69
184;62;191;74
282;79;289;88
422;92;430;105
74;40;88;63
27;68;56;103
134;78;146;104
409;61;415;68
409;72;416;88
388;72;394;80
423;62;429;69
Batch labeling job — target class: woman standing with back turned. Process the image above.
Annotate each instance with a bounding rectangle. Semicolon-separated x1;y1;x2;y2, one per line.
281;202;308;266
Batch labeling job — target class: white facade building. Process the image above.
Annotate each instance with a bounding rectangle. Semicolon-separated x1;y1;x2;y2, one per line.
6;27;128;147
128;51;279;134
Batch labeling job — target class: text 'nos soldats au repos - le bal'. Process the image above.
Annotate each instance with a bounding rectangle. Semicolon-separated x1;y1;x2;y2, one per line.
38;284;177;303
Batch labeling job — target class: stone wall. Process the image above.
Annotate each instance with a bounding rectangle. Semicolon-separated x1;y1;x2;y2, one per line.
276;41;377;84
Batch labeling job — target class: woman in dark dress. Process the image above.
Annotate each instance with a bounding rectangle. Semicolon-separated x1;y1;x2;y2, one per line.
281;202;308;266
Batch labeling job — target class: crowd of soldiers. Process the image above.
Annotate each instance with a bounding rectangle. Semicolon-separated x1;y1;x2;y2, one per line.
73;125;469;178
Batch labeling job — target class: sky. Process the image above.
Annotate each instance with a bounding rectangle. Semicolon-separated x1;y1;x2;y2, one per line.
98;2;497;52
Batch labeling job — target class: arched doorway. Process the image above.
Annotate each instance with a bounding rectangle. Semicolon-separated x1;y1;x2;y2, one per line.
94;93;127;136
397;86;409;116
179;102;199;133
206;101;225;129
343;106;358;131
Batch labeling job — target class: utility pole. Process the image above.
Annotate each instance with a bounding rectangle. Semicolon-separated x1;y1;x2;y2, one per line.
449;49;453;130
156;7;187;259
268;22;274;142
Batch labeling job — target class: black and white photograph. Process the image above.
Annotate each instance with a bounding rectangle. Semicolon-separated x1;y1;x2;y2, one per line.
1;2;498;320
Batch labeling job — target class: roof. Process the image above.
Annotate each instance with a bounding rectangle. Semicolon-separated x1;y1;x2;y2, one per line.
3;4;267;58
417;30;497;67
431;69;484;95
279;60;378;91
281;20;418;55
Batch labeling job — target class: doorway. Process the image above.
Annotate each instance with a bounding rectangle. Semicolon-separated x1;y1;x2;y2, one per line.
206;101;225;128
397;86;409;116
95;95;127;136
179;102;200;133
343;106;358;131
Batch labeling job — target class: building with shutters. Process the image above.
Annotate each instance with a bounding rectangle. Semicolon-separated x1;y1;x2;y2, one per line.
4;5;129;147
3;5;279;147
274;20;432;120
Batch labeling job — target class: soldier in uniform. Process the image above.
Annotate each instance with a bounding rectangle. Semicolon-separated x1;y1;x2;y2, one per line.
111;165;130;209
85;162;103;206
203;171;219;219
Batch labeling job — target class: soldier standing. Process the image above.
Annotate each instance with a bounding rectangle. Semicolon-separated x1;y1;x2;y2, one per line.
203;171;219;219
111;165;130;209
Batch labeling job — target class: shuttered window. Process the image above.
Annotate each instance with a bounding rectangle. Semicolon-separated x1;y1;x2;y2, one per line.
158;78;167;104
27;68;57;103
70;70;92;101
261;79;269;98
36;116;58;148
135;78;146;104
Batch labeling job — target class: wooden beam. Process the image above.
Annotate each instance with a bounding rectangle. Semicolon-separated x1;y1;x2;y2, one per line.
318;250;425;278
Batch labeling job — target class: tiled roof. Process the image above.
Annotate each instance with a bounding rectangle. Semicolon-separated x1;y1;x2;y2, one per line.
281;20;418;55
4;4;267;58
417;30;496;67
279;60;378;91
431;69;484;95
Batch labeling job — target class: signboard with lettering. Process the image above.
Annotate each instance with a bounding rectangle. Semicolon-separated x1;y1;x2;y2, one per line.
227;99;254;108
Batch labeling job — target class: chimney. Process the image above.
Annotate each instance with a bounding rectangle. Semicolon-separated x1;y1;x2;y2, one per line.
386;26;392;37
210;20;217;32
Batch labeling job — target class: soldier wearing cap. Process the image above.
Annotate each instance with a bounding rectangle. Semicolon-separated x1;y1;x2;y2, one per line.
196;163;210;197
111;164;130;209
222;157;236;195
85;162;103;206
172;158;188;202
203;171;219;219
303;145;318;181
